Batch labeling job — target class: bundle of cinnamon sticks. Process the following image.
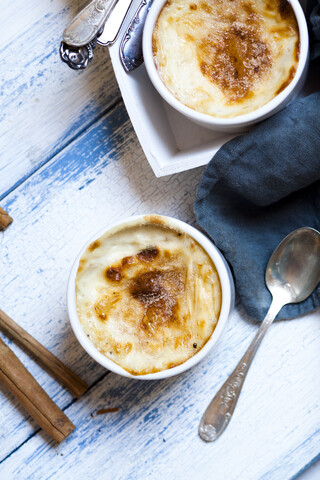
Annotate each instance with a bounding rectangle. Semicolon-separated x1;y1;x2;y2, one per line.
0;310;89;443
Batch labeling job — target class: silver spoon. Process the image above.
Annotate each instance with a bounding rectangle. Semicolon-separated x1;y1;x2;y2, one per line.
62;0;117;47
60;0;135;70
199;227;320;442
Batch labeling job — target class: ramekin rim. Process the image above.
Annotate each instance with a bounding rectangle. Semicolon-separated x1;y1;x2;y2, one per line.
142;0;309;127
67;214;234;380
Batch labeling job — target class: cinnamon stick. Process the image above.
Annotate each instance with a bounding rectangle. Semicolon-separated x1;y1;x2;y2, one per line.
0;309;89;398
97;407;119;414
0;207;13;231
0;337;75;442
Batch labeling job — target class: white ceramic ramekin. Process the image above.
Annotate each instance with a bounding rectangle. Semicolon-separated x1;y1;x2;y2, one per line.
67;215;234;380
142;0;309;132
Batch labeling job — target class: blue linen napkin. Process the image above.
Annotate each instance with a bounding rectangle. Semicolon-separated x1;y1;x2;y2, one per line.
194;2;320;321
310;0;320;58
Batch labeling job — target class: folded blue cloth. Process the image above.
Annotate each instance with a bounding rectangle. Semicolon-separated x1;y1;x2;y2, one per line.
194;4;320;321
310;0;320;58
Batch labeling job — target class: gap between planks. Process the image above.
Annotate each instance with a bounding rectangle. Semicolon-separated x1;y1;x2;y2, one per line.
0;97;123;202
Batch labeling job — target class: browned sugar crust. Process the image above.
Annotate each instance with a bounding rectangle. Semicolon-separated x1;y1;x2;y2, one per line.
152;0;300;116
76;220;222;375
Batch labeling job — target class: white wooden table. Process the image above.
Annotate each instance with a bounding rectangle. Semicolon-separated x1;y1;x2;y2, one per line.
0;2;319;479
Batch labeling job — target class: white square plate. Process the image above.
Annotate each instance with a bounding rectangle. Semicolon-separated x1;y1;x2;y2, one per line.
108;0;238;177
108;0;312;177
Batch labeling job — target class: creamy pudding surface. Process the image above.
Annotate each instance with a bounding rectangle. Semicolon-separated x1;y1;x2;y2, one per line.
75;216;222;375
152;0;300;118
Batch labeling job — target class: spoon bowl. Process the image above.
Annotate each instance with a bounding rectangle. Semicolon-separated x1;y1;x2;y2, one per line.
266;227;320;304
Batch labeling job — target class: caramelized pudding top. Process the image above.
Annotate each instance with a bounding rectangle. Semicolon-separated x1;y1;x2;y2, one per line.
152;0;300;118
76;216;222;375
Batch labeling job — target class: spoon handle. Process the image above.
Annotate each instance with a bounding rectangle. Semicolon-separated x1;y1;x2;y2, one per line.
63;0;117;47
119;0;154;72
199;298;284;442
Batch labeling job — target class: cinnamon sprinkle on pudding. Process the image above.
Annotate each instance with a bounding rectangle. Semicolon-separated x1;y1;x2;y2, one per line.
152;0;299;118
75;217;222;375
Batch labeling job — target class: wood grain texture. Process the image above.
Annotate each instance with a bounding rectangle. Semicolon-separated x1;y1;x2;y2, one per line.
0;0;120;199
0;311;319;479
0;101;319;478
0;101;204;461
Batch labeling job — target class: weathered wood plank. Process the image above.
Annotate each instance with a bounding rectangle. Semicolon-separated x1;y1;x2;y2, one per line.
0;0;120;199
0;311;319;480
0;100;204;460
297;459;320;480
0;100;319;477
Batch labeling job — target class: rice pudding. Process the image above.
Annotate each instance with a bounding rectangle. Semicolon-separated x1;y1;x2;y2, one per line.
152;0;300;118
75;216;222;375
